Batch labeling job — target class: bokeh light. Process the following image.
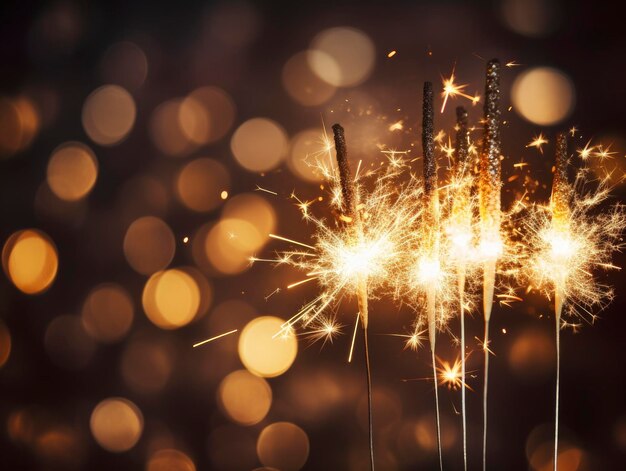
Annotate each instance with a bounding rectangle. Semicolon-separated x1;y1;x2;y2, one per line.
187;86;236;144
288;128;327;182
175;158;230;212
501;0;561;38
238;316;297;378
81;283;134;343
44;315;96;370
123;216;176;275
142;269;200;329
230;118;288;172
222;193;276;237
147;449;196;471
218;369;272;425
282;51;336;106
256;422;309;471
309;27;375;87
82;85;136;146
121;335;174;394
0;320;11;368
511;67;575;125
508;328;555;380
90;398;143;452
204;218;264;275
149;99;196;157
2;229;58;295
99;41;148;91
46;142;98;201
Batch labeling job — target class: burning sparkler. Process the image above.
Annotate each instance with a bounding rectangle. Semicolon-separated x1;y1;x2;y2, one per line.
478;58;503;471
522;132;625;471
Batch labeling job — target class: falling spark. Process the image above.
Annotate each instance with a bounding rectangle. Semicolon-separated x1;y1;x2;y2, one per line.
193;329;238;348
255;185;278;195
387;50;397;58
527;133;549;154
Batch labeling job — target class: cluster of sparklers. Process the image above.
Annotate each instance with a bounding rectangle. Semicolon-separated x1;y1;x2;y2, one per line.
248;58;625;470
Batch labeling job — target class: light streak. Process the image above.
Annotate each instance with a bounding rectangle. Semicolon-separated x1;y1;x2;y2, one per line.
192;329;238;348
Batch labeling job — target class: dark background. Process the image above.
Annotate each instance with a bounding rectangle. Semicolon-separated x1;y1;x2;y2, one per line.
1;0;625;470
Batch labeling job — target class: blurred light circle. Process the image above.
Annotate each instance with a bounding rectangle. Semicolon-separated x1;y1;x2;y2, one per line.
176;158;230;212
121;337;173;394
82;85;136;146
81;283;134;343
188;86;236;143
282;51;336;106
205;218;263;275
44;315;96;370
509;328;555;380
501;0;560;38
2;229;58;294
309;27;375;87
218;369;272;425
147;449;196;471
47;142;98;201
35;425;85;468
256;422;309;471
90;398;143;452
0;320;11;368
142;269;200;329
223;193;276;237
0;97;23;156
123;216;175;275
100;41;148;91
231;118;288;172
178;96;210;145
178;266;213;319
511;67;575;126
150;99;196;157
238;316;297;377
288;129;326;182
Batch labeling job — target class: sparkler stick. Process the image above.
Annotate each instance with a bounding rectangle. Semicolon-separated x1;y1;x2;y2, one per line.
479;58;502;471
550;132;571;471
452;106;471;471
332;123;375;471
421;81;444;471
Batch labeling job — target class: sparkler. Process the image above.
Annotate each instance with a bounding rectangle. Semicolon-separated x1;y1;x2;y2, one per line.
522;132;626;471
332;123;375;471
450;105;472;471
478;58;502;471
420;81;444;471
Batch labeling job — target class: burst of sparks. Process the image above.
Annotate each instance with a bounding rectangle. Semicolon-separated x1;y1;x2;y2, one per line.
526;133;549;154
521;168;626;322
441;69;480;113
436;356;471;390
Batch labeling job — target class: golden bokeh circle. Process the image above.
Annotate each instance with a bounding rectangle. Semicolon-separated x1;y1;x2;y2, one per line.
123;216;176;275
2;229;58;295
142;269;201;329
47;142;98;201
230;118;288;172
282;51;336;106
204;218;264;275
176;158;230;212
82;85;136;146
81;283;134;343
238;316;297;378
90;398;143;453
256;422;309;471
218;369;272;425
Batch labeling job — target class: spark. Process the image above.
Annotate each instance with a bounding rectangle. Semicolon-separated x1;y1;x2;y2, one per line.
264;288;280;300
441;68;480;113
593;144;617;160
569;126;579;137
255;185;278;195
526;133;549;154
193;329;238;348
436;357;472;390
505;60;521;67
577;140;595;160
387;50;397;58
388;120;404;131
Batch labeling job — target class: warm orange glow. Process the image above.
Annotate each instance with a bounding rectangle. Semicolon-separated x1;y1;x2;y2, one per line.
147;449;196;471
90;398;143;452
142;269;201;329
218;369;272;425
82;85;136;146
0;320;11;368
2;229;58;295
123;216;175;275
238;316;297;377
176;158;230;212
231;118;288;172
47;142;98;201
81;283;134;343
257;422;310;471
